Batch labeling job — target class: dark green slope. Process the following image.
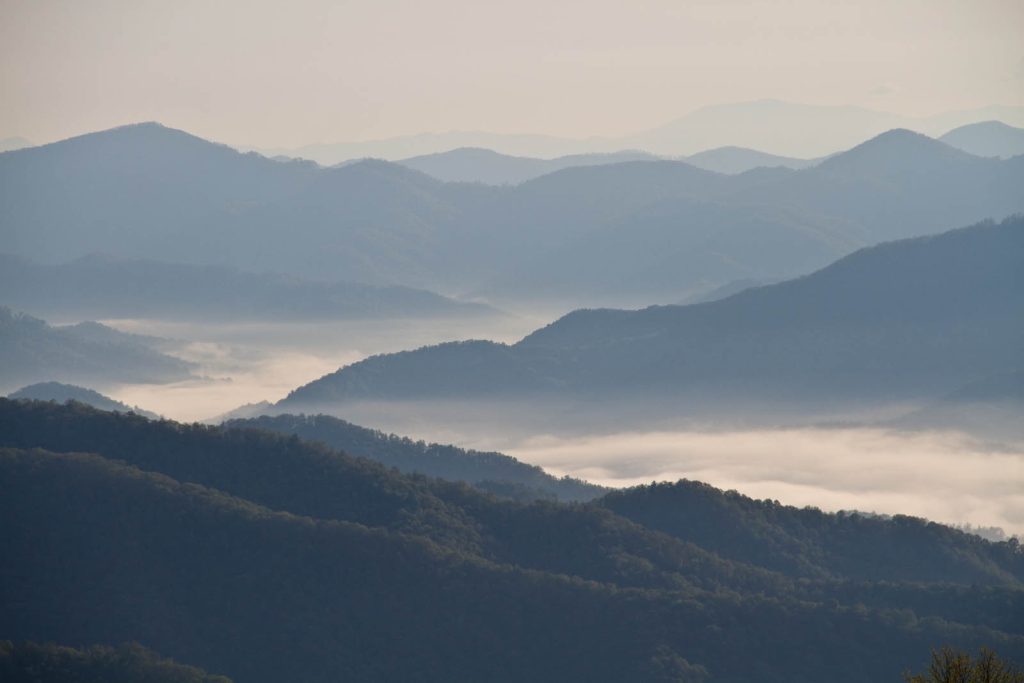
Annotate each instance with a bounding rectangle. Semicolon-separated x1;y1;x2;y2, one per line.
3;398;1020;590
600;480;1024;585
3;447;1022;683
0;399;784;594
226;413;604;502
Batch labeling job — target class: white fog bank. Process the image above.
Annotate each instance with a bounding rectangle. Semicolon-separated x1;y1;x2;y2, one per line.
503;428;1024;536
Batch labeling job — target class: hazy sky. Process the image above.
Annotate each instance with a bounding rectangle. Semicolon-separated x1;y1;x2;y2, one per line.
2;0;1023;147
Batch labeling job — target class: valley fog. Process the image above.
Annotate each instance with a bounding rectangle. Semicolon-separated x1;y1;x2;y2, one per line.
93;315;1024;537
504;428;1024;538
101;313;544;422
322;400;1024;537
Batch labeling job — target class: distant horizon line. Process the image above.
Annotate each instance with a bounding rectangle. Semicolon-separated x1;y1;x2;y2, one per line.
6;97;1024;156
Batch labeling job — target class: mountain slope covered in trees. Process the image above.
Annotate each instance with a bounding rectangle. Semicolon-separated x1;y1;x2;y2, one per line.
226;413;603;501
1;399;1022;682
7;382;159;419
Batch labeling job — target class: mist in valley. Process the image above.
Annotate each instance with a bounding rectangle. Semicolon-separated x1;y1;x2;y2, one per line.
4;2;1024;677
98;313;544;422
20;301;1020;539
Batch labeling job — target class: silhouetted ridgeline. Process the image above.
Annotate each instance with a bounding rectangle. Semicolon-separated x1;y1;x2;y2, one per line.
226;413;604;502
398;146;816;184
3;122;1022;306
397;147;659;184
7;382;160;419
1;399;1023;681
280;216;1024;412
0;641;231;683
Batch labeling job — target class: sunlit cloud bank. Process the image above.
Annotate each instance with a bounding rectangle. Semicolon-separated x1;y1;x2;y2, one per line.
100;316;540;423
110;347;355;423
505;428;1024;536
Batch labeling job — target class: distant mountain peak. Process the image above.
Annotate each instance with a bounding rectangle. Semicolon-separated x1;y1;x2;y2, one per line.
819;127;978;173
940;120;1024;159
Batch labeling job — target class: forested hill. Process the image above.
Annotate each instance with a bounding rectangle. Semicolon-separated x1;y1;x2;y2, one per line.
281;216;1024;409
1;398;1023;681
226;413;603;502
7;382;160;419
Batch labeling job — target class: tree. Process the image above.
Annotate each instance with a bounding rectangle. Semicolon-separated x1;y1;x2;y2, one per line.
905;647;1024;683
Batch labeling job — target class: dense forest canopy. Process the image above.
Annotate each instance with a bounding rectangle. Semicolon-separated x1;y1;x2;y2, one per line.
2;399;1022;682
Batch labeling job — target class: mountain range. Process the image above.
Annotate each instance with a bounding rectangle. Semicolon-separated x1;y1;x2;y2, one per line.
397;148;660;185
396;146;814;185
248;100;1024;163
2;398;1022;682
0;306;195;392
280;217;1024;427
4;122;1022;308
940;121;1024;159
0;253;495;322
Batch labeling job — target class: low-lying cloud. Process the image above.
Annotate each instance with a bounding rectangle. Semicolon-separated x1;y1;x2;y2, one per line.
505;428;1024;536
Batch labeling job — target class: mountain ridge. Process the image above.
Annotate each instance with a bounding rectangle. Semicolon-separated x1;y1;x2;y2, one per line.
281;216;1024;422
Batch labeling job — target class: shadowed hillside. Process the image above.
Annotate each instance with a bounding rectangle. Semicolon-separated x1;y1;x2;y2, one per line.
2;399;1023;681
226;413;604;501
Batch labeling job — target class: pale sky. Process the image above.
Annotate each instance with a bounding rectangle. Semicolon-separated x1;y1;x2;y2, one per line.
2;0;1023;147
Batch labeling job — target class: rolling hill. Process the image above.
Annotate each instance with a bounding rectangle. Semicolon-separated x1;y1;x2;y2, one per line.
252;100;1024;162
2;399;1022;681
7;382;160;419
225;413;603;502
940;121;1024;159
0;253;496;322
398;147;658;185
4;122;1023;306
281;216;1024;417
683;146;817;174
0;307;195;392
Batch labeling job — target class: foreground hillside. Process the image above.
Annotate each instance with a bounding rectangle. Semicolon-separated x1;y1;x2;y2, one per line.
1;400;1022;682
280;216;1024;428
